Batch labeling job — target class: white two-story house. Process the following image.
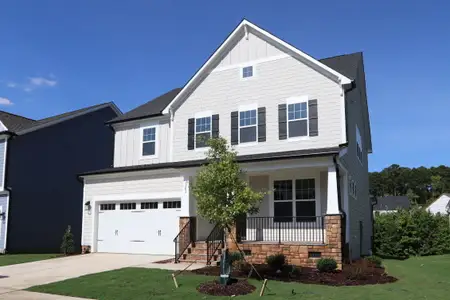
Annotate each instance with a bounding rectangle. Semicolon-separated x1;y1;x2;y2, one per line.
79;19;372;268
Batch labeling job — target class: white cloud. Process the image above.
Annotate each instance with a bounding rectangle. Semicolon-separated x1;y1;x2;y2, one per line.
29;76;57;87
0;97;13;106
6;82;17;88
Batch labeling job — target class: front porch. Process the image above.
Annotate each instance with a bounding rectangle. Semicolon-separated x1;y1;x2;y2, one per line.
176;156;347;267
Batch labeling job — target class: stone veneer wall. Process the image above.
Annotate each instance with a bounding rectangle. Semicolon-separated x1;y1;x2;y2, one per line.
227;215;343;269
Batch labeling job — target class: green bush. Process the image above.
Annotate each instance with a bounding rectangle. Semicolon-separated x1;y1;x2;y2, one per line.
60;225;74;255
316;258;337;273
365;255;383;267
374;208;450;258
265;254;286;270
228;251;244;265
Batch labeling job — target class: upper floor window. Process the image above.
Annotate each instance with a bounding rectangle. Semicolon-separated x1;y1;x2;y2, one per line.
239;109;257;143
142;127;156;156
195;116;211;148
287;101;308;138
242;66;253;78
356;125;363;163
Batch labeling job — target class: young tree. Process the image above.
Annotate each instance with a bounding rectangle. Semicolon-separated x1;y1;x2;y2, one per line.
191;137;264;246
60;225;75;255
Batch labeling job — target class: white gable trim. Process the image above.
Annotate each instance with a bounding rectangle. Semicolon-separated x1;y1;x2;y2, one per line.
0;120;7;132
163;19;352;114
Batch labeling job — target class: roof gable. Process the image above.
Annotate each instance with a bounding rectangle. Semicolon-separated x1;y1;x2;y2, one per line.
0;111;37;133
162;19;352;114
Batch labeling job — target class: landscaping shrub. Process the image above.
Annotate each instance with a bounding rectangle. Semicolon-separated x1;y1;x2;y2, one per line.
60;225;74;255
265;254;286;270
316;258;337;273
365;255;383;268
374;208;450;258
228;251;244;265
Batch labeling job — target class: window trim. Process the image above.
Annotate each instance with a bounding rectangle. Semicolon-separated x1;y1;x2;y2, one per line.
238;103;258;146
270;174;321;223
140;124;158;159
240;65;255;80
286;96;309;141
194;111;213;150
356;125;363;165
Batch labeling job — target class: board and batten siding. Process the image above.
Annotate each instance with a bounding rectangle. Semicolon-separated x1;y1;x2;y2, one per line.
113;118;170;167
82;172;182;246
0;194;7;250
172;36;343;162
0;139;6;188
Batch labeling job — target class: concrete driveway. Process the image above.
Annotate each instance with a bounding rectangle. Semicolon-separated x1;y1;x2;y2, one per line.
0;253;171;299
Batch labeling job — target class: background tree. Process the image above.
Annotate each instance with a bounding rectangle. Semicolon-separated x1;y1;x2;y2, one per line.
191;137;264;246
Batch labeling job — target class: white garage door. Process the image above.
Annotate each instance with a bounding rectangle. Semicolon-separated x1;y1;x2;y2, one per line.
96;200;181;255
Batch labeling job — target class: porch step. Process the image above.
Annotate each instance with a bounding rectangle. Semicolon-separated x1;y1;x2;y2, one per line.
179;253;221;264
188;246;223;255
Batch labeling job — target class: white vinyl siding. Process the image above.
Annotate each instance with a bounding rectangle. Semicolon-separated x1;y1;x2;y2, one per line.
113;118;170;167
172;53;343;162
82;173;182;246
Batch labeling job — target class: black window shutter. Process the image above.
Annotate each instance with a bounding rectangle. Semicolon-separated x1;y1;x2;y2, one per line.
187;118;195;150
308;99;318;136
212;114;219;138
278;104;287;140
258;107;266;142
231;111;239;145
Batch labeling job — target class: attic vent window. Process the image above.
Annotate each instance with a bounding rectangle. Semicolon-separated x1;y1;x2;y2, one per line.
242;66;253;78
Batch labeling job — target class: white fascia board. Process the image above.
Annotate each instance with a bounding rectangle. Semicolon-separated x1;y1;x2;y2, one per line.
162;19;352;114
0;120;7;132
92;192;182;202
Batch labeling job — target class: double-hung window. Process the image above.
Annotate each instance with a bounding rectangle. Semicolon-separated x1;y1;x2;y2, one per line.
239;109;257;143
287;101;308;138
142;127;156;156
273;179;317;222
195;116;211;148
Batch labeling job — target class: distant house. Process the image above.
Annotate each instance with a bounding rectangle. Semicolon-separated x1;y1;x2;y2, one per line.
427;194;450;215
373;196;410;213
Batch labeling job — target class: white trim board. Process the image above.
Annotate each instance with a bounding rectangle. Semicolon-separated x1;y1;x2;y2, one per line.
92;192;182;202
163;19;352;114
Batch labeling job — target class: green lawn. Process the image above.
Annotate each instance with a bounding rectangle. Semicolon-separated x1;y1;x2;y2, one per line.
28;255;450;300
0;254;61;267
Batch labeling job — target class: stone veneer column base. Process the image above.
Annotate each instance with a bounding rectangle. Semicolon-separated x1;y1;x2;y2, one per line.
231;215;343;269
81;245;91;254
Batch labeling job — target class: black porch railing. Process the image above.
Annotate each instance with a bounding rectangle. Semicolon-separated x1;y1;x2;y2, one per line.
173;217;196;263
236;216;324;244
206;224;224;265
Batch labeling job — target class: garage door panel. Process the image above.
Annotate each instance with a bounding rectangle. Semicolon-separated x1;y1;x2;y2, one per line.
96;201;180;255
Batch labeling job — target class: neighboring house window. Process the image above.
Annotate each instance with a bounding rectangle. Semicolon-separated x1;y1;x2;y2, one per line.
142;127;156;156
242;66;253;78
239;109;257;143
195;116;211;148
273;179;317;222
356;125;363;163
287;101;308;138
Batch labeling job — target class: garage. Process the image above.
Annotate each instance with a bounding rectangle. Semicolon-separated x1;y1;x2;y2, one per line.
96;200;181;255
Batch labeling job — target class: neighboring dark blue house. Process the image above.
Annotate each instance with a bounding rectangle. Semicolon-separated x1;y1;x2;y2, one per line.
0;103;121;253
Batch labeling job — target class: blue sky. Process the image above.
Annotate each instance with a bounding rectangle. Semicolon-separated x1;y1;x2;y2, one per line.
0;0;449;171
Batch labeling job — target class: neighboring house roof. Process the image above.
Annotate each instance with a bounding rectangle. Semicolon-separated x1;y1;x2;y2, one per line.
107;88;182;124
0;102;122;135
373;196;411;211
106;53;362;125
79;146;340;177
427;194;450;215
0;111;37;133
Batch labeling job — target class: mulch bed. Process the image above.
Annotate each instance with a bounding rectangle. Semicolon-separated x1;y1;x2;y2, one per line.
197;279;256;296
190;260;398;286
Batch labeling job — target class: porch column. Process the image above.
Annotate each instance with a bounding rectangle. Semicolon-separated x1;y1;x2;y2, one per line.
327;165;340;215
180;174;191;217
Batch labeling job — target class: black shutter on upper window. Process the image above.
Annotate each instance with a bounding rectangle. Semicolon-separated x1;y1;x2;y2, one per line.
308;99;318;136
278;104;287;140
187;118;195;150
212;114;219;138
231;111;239;145
258;107;266;142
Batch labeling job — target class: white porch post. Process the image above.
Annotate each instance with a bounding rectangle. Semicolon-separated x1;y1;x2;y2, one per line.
327;165;340;215
342;172;350;243
180;174;191;217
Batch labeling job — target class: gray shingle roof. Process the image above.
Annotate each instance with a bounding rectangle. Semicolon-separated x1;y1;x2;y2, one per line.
108;53;362;125
107;88;182;124
373;196;411;211
0;111;37;133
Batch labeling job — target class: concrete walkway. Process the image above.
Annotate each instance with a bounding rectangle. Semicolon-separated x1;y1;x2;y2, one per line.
0;253;204;299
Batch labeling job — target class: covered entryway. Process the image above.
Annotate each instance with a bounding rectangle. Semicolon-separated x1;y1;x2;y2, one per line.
96;200;181;255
